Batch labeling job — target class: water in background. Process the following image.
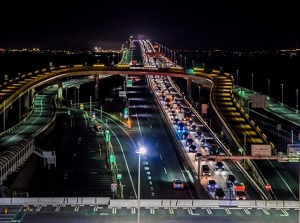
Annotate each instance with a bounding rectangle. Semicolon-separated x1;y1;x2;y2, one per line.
181;51;300;109
1;50;300;108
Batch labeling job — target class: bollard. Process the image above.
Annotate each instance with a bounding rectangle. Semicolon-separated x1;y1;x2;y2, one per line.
27;205;30;211
4;208;8;214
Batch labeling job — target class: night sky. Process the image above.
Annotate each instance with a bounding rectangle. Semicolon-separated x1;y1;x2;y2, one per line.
1;1;299;51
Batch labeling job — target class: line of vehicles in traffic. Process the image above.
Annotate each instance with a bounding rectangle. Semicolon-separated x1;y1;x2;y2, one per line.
149;74;247;200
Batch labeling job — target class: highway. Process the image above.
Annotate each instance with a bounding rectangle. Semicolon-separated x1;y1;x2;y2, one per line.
0;37;299;222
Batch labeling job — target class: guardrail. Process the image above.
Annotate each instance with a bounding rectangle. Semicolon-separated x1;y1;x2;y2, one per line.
0;197;298;209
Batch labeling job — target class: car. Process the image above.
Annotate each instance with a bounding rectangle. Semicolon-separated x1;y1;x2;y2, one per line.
215;188;226;199
186;138;194;147
195;130;202;138
202;164;211;176
186;119;194;127
173;118;180;125
189;124;198;132
195;152;202;161
214;161;224;171
181;132;189;140
188;144;197;153
177;122;186;132
210;145;221;155
173;179;184;189
226;174;236;188
207;179;218;191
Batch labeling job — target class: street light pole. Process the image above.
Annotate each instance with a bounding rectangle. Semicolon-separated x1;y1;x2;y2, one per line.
90;96;92;116
268;79;270;98
180;55;182;67
136;147;146;223
192;60;194;69
296;89;298;113
198;85;201;103
173;52;176;64
251;74;254;91
184;57;186;70
281;84;284;105
236;70;239;86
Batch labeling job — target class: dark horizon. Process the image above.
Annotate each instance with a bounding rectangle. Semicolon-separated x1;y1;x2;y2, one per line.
1;1;299;51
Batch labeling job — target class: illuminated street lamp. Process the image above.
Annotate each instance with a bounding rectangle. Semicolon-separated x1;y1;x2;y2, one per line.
136;146;146;223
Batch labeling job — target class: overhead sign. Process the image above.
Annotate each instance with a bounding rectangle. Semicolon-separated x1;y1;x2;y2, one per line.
251;94;267;108
202;104;208;114
119;90;126;97
251;144;272;156
126;79;133;87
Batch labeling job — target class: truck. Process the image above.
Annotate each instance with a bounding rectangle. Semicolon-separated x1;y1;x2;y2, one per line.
234;182;247;200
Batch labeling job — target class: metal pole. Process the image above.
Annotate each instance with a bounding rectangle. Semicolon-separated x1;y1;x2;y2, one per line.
291;130;294;148
243;133;246;165
101;106;103;121
77;87;80;108
236;70;239;86
281;84;284;105
251;74;253;91
192;60;194;69
198;86;201;103
184;57;186;70
296;89;298;113
3;100;5;131
173;52;175;63
202;63;205;70
180;55;182;67
268;79;270;97
137;153;141;223
90;96;92;116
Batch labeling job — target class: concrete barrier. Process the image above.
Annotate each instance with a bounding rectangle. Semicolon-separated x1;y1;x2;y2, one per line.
80;197;95;205
95;197;110;205
140;199;162;208
176;199;193;207
12;197;38;205
253;200;266;208
219;200;238;207
0;198;11;204
283;200;298;208
161;199;172;207
64;197;79;205
266;200;284;207
192;199;218;207
52;197;65;205
0;198;298;209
